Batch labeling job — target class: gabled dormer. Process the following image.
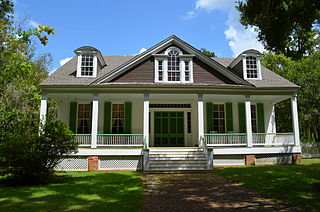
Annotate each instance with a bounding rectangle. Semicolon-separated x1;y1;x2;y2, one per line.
229;49;262;80
74;46;106;78
153;46;194;83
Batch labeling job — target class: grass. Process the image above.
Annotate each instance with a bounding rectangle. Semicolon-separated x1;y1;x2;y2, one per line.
0;171;144;212
214;158;320;211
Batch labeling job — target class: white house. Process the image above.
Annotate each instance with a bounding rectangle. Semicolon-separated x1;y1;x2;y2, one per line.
39;35;301;171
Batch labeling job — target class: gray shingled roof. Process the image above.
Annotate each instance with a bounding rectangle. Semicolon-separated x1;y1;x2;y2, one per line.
41;56;134;86
41;55;298;88
213;58;298;88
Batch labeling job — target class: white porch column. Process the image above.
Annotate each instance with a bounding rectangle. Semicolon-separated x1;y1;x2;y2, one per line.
198;94;204;142
39;93;47;129
143;93;150;148
291;94;300;146
91;94;99;148
245;95;253;147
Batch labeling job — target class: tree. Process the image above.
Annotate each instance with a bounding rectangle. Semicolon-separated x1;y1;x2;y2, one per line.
200;48;216;57
237;0;320;59
261;52;320;142
0;0;77;185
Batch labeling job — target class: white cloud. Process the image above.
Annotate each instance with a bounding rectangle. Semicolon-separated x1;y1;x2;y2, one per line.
195;0;234;11
183;10;197;20
187;0;265;56
139;48;147;54
224;8;264;56
28;20;39;28
59;57;73;66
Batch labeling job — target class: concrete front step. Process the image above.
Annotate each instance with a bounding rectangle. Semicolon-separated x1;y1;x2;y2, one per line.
149;160;207;164
145;170;212;174
149;157;206;161
147;148;208;171
147;167;208;171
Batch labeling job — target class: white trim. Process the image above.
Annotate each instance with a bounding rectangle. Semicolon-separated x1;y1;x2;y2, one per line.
39;94;47;129
76;51;98;78
291;94;300;146
243;54;262;80
198;94;204;142
143;94;150;148
91;94;99;148
211;146;301;155
75;148;143;156
164;46;183;55
154;47;193;83
245;95;253;147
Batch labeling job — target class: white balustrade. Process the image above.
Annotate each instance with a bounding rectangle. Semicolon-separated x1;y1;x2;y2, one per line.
97;134;143;146
75;134;91;146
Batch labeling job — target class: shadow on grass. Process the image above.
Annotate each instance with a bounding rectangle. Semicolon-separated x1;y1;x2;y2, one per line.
214;162;320;212
0;171;143;212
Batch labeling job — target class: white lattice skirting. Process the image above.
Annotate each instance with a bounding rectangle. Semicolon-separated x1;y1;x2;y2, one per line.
99;156;143;170
54;156;88;171
255;154;292;165
213;155;245;166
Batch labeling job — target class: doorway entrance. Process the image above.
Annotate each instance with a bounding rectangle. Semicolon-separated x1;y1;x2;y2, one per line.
154;111;184;147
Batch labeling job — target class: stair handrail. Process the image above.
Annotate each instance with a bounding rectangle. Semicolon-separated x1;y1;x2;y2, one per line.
199;136;208;162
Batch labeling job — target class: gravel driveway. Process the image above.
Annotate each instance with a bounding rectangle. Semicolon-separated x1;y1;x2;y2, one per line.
143;173;294;212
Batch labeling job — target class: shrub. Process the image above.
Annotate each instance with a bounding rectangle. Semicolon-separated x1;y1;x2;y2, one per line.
0;118;77;185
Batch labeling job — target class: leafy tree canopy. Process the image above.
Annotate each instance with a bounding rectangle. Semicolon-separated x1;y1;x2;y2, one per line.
237;0;320;59
261;52;320;142
200;48;216;57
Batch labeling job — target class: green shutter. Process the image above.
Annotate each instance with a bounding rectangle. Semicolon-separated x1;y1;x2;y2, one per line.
69;102;77;133
206;102;213;133
103;102;112;134
226;103;233;132
238;103;246;133
124;101;132;134
257;103;265;133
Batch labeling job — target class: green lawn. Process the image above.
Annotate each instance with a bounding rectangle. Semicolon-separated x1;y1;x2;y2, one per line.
214;158;320;211
0;171;143;212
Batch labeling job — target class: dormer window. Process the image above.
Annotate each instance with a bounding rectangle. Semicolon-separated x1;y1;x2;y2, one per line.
74;46;106;78
154;47;193;83
246;56;258;78
81;53;94;76
243;54;262;80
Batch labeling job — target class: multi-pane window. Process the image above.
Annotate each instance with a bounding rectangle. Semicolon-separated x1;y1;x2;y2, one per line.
187;112;191;133
112;104;125;134
77;104;91;134
246;56;258;79
158;60;163;81
185;61;190;81
213;104;225;133
251;104;258;133
81;53;94;76
167;50;180;81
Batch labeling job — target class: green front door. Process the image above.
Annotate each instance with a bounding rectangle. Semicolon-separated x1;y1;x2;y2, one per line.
154;111;184;147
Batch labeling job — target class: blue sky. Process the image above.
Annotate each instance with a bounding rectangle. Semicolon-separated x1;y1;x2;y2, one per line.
14;0;264;73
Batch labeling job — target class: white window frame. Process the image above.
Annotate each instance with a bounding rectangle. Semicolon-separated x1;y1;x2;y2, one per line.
242;54;262;80
76;102;92;134
154;47;193;83
250;104;258;133
111;102;125;134
76;51;98;78
212;103;226;134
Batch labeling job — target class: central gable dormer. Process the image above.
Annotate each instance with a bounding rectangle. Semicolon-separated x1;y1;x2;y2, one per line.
94;35;248;86
75;46;106;78
153;46;194;83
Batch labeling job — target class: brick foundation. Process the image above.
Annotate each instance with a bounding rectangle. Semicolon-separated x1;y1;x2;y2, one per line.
292;154;301;165
88;156;99;171
245;154;256;165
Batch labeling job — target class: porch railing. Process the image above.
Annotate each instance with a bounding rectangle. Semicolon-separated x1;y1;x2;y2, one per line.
205;133;247;146
252;133;294;146
75;134;91;146
97;134;144;146
204;133;294;147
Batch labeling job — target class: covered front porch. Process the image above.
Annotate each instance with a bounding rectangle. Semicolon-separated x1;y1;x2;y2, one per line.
40;91;301;152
